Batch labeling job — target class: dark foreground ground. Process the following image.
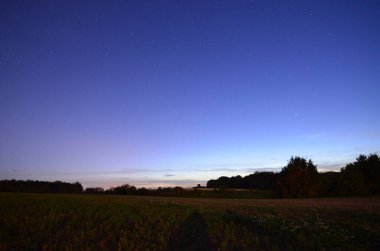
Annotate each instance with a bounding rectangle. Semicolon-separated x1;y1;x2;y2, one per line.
1;193;379;251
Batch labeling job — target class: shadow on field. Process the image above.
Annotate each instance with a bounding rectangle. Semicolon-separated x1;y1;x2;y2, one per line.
168;211;213;251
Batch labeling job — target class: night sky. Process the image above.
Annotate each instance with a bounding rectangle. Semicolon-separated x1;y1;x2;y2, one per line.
1;0;379;188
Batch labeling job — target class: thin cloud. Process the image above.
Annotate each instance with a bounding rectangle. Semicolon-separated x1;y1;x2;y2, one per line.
316;162;345;172
132;179;207;188
244;167;282;173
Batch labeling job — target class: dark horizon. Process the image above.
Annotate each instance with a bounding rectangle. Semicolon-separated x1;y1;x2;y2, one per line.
1;152;378;191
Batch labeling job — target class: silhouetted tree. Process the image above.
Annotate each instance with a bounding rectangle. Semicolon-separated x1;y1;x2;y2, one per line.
243;172;278;190
276;157;319;198
111;184;132;195
0;179;83;193
339;154;380;196
137;187;149;195
318;171;341;197
85;187;105;194
129;185;137;194
207;172;278;190
206;179;217;188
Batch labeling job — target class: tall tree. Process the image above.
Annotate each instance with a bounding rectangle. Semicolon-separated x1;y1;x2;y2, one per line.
340;154;380;196
276;157;319;198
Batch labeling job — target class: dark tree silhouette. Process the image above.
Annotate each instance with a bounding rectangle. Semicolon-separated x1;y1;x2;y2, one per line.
0;180;83;193
206;172;278;190
276;157;319;198
339;153;380;196
85;187;105;194
243;172;278;190
318;171;341;197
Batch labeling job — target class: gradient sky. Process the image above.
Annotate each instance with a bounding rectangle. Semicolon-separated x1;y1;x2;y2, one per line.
1;0;379;188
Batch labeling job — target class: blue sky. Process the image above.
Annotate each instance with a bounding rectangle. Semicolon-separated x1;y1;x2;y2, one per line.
1;0;379;188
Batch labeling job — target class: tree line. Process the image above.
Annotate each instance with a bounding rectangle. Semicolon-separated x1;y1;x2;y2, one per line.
85;185;267;199
97;184;187;197
1;153;379;198
207;153;380;198
0;179;193;197
0;180;83;193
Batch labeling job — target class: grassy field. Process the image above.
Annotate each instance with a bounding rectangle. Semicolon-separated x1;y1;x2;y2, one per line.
1;193;379;251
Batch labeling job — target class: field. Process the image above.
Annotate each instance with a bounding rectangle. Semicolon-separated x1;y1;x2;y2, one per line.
1;193;380;251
